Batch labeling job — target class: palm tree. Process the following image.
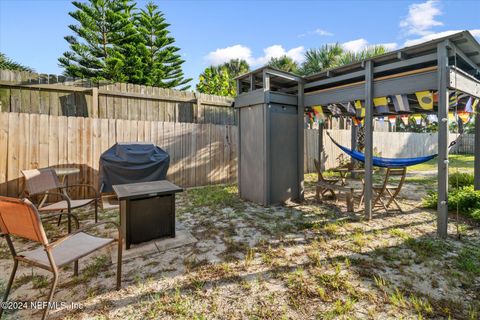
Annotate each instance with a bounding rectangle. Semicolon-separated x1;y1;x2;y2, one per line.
338;45;388;66
267;55;299;74
299;44;343;76
220;59;250;78
0;52;33;72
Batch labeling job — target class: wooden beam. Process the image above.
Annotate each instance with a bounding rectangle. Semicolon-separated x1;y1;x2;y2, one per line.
437;42;449;239
364;61;374;220
298;81;305;201
475;103;480;190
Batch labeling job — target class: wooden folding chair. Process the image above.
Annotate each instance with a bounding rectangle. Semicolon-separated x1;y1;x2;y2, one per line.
0;196;122;320
314;159;340;200
372;167;407;213
21;168;99;231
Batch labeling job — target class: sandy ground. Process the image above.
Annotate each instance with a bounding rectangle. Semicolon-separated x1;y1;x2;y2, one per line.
0;172;479;320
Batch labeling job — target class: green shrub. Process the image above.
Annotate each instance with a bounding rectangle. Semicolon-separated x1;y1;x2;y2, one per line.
422;186;480;222
422;191;438;209
449;172;474;190
449;186;480;213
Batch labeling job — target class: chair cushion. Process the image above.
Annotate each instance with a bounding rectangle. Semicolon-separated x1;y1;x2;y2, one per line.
18;232;114;267
39;199;94;211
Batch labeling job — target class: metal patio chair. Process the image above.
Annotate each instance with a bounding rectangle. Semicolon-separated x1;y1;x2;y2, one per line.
314;159;341;200
21;168;99;230
372;167;407;213
0;196;122;320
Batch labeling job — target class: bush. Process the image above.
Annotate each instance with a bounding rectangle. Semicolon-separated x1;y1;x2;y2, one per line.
449;172;474;190
422;186;480;222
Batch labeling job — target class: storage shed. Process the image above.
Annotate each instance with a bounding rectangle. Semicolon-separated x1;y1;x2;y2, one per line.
234;68;304;205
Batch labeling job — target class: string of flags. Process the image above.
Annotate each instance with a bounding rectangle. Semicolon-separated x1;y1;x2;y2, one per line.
305;91;478;127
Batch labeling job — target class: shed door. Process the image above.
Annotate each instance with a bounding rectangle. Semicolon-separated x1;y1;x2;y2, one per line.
269;104;298;203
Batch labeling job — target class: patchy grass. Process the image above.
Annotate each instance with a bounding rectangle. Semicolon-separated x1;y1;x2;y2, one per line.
1;182;479;320
410;154;474;172
182;185;245;211
455;246;480;276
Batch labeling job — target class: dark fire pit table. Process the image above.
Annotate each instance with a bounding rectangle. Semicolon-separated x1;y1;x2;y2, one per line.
113;180;183;249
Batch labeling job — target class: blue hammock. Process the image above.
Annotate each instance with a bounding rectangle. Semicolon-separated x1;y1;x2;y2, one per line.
327;133;438;168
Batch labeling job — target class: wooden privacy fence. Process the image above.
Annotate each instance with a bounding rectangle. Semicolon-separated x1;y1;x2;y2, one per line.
0;112;237;198
0;70;235;124
0;113;474;198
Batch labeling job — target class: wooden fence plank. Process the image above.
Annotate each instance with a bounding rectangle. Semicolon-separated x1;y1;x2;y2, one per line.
29;114;39;170
0;113;8;195
7;113;19;196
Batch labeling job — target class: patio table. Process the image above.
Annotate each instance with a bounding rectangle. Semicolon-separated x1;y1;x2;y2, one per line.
332;168;365;186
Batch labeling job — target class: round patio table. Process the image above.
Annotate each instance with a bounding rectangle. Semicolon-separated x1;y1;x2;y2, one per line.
332;168;365;186
54;167;80;185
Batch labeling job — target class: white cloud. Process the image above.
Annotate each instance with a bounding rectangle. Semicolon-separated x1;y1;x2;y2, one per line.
314;28;334;36
403;29;480;47
254;45;305;65
381;42;399;51
204;45;253;66
341;39;398;53
298;28;334;38
399;0;443;36
204;44;305;67
342;39;369;53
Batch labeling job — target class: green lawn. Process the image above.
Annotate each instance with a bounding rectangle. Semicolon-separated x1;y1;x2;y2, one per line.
409;154;474;172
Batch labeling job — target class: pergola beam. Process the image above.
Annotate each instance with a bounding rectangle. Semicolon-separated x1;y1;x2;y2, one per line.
305;68;437;107
304;53;437;90
437;42;449;239
448;67;480;98
447;40;480;75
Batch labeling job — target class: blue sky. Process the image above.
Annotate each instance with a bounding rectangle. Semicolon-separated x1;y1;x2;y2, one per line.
1;0;479;87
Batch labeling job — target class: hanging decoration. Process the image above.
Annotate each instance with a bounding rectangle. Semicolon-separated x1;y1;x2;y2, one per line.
415;91;434;110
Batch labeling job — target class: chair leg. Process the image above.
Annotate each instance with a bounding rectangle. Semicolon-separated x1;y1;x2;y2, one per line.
346;191;354;212
116;239;122;290
94;198;98;223
372;189;386;211
0;260;18;318
56;211;63;226
386;190;403;212
41;271;59;320
74;260;79;277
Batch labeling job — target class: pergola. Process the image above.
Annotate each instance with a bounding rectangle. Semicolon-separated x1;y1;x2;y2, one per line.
235;31;480;238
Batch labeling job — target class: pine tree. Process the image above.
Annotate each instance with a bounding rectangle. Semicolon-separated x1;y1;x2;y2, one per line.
59;0;139;82
135;2;191;89
0;52;34;72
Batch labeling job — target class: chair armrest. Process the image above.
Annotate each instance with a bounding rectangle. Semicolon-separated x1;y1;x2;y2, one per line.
48;221;121;249
58;184;99;199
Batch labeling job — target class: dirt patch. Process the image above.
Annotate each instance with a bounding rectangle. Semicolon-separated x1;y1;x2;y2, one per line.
1;177;479;319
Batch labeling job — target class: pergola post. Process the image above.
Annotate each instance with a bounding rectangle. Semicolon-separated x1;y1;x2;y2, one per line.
437;42;449;238
318;121;324;172
475;104;480;190
298;81;305;200
364;60;374;219
350;122;358;176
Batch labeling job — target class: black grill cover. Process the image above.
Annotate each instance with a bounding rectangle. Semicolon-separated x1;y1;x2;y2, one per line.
99;143;170;192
